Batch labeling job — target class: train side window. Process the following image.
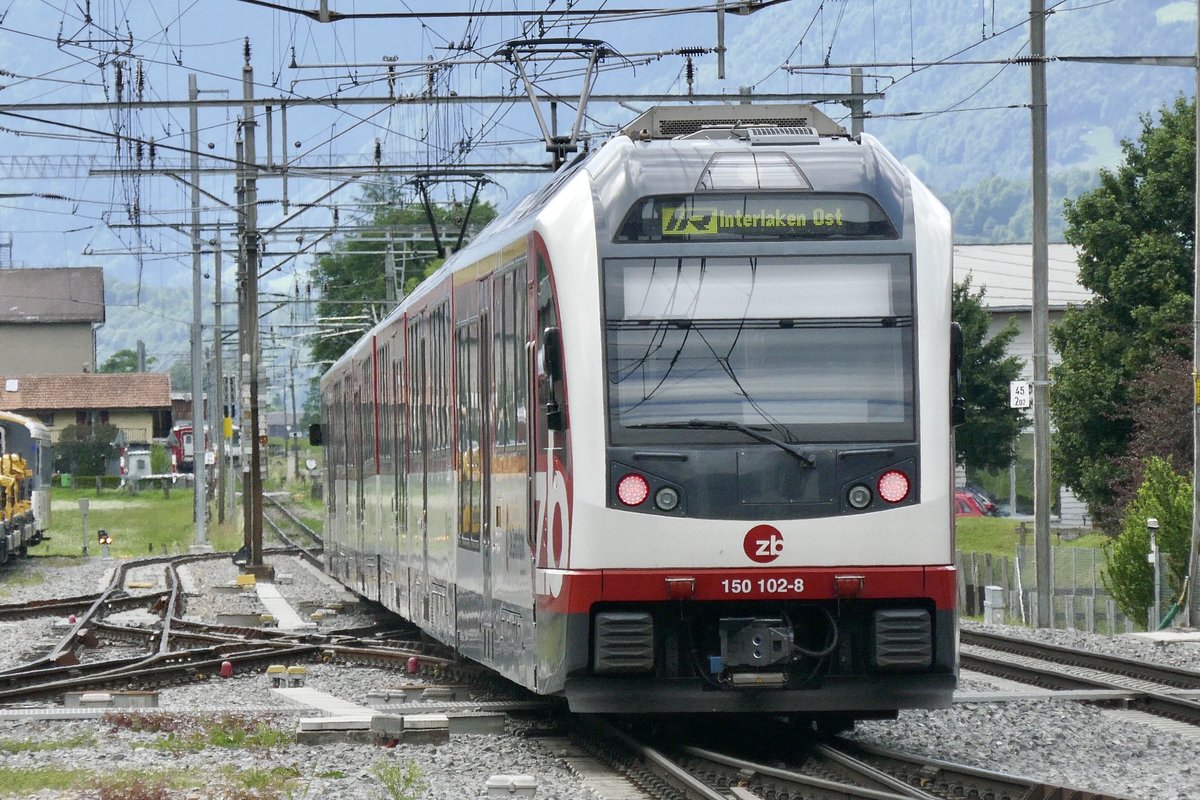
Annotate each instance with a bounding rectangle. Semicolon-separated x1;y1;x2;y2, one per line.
537;252;566;431
456;320;482;550
408;317;424;456
492;273;510;447
515;260;527;444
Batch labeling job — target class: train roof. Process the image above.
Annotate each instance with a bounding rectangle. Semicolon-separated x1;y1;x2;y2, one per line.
322;104;924;380
0;410;50;439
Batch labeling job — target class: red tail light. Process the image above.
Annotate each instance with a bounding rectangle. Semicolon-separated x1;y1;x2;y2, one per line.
616;473;650;506
877;470;910;503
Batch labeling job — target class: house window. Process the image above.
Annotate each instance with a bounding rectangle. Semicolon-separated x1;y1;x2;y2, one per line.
38;413;54;426
99;410;109;424
76;411;87;425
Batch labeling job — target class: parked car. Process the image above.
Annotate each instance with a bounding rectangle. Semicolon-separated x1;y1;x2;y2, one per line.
955;490;988;517
963;483;999;515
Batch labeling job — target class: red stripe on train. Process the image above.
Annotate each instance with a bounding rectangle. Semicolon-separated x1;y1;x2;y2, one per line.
535;565;957;615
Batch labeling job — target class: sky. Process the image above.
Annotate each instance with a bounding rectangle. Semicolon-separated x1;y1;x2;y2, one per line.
0;0;1192;378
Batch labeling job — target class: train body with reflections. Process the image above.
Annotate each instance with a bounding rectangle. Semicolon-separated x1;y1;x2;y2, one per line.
315;104;959;723
0;410;52;563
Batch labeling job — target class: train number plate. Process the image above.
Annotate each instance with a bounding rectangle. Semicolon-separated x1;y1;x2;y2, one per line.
719;577;806;596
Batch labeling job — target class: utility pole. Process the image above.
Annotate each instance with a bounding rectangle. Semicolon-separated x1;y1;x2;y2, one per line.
213;230;226;525
290;353;300;481
1030;0;1052;627
385;234;397;305
188;73;211;553
240;40;270;580
236;133;252;555
1189;4;1200;627
849;67;865;136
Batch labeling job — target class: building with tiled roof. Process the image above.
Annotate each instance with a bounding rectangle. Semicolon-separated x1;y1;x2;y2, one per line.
0;372;171;445
0;267;105;374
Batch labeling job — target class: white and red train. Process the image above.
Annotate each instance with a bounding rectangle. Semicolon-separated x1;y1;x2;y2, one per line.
316;104;959;721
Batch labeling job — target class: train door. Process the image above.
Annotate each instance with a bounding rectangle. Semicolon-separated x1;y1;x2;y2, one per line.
408;314;431;623
456;280;493;655
353;370;366;595
392;331;409;614
479;294;493;630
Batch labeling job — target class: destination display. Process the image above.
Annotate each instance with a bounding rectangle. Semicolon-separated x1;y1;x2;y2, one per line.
616;193;897;242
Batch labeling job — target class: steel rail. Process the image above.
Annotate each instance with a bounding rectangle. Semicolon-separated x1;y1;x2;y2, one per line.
962;627;1200;689
0;641;315;702
681;744;921;799
582;717;729;800
262;494;324;569
960;645;1200;725
0;642;319;705
830;739;1141;800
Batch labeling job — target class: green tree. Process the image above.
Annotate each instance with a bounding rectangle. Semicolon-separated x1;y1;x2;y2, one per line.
1050;97;1195;529
99;348;156;373
309;182;497;367
952;276;1024;470
168;359;192;393
1103;456;1191;627
942;168;1097;244
55;422;119;476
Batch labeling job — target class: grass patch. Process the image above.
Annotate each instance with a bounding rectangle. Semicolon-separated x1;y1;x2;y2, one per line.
218;764;304;796
33;472;320;558
0;767;91;796
41;486;202;558
0;767;202;797
0;731;97;752
957;516;1112;558
121;712;294;753
371;760;427;800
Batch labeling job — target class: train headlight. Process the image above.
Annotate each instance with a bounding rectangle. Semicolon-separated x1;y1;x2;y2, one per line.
616;473;650;506
847;484;872;509
877;470;911;503
654;486;680;511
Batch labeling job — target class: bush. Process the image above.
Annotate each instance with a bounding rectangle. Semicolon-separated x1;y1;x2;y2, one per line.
150;443;170;475
54;423;118;475
1102;456;1191;627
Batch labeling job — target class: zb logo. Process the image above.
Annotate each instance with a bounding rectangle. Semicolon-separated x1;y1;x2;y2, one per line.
661;206;718;235
743;524;784;564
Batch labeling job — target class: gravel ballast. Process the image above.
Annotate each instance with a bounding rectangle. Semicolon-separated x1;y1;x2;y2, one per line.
5;556;1200;798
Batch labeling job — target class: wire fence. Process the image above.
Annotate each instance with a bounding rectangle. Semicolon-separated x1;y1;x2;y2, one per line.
955;545;1167;634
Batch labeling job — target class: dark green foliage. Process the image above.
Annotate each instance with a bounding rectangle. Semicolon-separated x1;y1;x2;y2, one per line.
1050;97;1195;529
952;277;1024;470
99;348;156;373
309;182;497;367
300;375;321;428
941;169;1098;244
1105;350;1193;530
55;423;118;476
167;359;192;393
1103;457;1191;627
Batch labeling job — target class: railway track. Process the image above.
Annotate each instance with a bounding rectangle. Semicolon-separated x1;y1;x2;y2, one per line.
960;627;1200;725
0;547;496;705
262;492;323;567
567;716;1141;800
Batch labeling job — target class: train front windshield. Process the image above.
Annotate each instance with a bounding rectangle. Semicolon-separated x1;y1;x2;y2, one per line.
603;254;914;444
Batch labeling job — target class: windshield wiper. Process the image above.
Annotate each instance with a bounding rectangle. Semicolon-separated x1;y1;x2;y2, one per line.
629;419;815;467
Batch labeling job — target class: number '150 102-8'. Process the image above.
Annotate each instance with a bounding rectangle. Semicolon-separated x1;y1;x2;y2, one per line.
721;577;805;594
